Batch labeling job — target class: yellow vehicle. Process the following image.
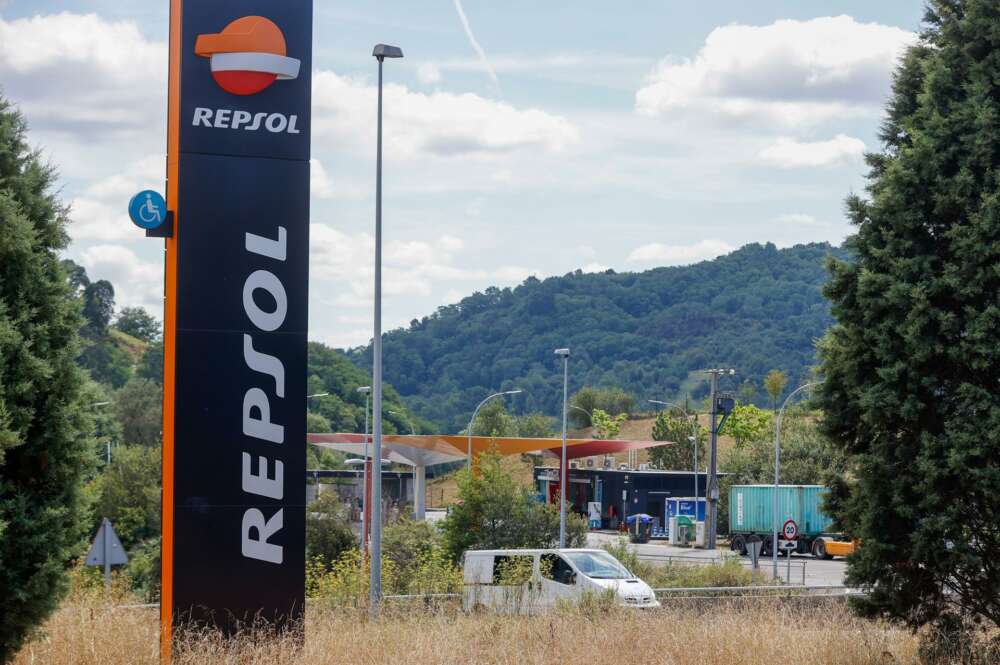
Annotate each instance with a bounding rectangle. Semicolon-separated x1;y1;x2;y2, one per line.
810;537;858;559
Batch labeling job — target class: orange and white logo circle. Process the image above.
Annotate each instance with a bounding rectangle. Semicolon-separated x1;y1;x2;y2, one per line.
195;16;300;96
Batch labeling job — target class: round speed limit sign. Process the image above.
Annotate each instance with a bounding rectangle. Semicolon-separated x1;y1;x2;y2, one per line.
782;519;799;540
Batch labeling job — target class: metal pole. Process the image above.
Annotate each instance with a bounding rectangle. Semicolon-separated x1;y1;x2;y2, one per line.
102;518;111;588
559;355;568;548
362;391;369;557
370;55;384;613
706;371;719;550
692;417;698;505
772;399;781;579
772;382;819;579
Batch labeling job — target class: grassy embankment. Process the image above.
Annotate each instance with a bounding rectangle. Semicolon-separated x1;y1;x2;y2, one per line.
14;594;919;665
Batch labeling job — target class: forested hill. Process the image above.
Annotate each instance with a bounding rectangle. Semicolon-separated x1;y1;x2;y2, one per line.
345;242;848;432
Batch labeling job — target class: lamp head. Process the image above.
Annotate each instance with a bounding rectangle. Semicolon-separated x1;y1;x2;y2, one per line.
554;348;571;358
357;386;372;394
373;44;404;59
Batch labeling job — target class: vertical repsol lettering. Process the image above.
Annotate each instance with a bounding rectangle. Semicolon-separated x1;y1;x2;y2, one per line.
241;226;288;565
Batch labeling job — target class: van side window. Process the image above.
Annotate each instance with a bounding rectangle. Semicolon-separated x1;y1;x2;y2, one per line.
492;555;534;585
540;554;575;585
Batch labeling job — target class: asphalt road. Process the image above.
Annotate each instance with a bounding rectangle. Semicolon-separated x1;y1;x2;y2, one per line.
585;531;849;587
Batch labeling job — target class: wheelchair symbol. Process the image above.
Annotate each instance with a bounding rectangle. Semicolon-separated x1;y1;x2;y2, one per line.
139;193;162;225
128;190;167;230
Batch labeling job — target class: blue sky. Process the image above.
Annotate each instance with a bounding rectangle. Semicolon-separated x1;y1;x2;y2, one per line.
0;1;925;347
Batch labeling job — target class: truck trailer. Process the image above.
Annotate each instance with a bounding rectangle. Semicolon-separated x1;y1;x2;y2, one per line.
728;484;853;558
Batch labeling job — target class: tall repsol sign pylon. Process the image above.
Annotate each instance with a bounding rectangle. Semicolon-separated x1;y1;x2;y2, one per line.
160;1;311;655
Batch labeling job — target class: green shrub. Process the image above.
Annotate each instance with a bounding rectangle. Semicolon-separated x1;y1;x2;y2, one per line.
306;492;356;569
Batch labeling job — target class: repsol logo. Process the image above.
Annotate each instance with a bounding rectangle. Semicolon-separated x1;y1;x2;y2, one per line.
192;107;301;134
240;226;290;565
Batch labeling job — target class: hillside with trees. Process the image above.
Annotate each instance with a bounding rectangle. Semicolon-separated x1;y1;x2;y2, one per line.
347;242;848;431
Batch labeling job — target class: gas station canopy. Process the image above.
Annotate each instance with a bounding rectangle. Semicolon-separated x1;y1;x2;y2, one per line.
306;433;670;468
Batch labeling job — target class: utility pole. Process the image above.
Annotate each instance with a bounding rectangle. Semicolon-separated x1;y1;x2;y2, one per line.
704;368;735;550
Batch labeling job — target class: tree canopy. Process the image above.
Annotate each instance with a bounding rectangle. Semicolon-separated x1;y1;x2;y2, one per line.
346;242;847;432
818;0;1000;631
0;95;94;661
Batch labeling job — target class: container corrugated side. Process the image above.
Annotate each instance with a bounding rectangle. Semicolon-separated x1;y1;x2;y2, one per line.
729;485;833;536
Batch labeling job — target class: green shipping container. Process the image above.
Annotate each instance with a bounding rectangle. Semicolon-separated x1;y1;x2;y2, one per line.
729;485;834;537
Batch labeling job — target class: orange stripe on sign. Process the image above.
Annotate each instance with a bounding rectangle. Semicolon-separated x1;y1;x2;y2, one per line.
161;0;182;662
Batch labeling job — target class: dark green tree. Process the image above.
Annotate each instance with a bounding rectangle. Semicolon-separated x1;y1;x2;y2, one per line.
81;279;114;337
113;378;162;447
649;411;705;471
90;444;161;550
515;412;553;438
0;96;94;661
305;491;355;568
818;1;1000;630
136;340;163;385
114;306;160;343
470;399;516;438
440;450;586;561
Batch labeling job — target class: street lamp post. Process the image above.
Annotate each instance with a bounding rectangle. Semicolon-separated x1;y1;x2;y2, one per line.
370;42;403;615
648;400;699;503
357;386;371;557
555;348;571;548
772;382;820;580
466;390;523;465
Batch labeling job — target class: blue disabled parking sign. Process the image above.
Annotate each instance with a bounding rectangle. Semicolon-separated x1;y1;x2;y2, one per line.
128;190;167;229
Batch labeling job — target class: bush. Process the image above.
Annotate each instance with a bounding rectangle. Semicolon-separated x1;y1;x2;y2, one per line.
306;492;356;569
600;537;770;589
441;449;587;561
306;519;462;606
123;537;161;603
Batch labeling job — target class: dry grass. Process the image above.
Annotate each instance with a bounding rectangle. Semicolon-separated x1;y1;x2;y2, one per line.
14;595;919;665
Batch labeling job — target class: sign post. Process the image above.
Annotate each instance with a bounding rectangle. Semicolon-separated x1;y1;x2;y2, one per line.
158;0;312;655
85;518;129;588
781;519;798;583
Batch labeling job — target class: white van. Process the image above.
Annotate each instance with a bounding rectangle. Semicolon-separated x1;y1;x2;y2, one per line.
462;548;660;613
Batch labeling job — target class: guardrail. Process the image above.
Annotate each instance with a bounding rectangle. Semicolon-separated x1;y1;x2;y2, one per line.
652;584;864;600
637;552;809;586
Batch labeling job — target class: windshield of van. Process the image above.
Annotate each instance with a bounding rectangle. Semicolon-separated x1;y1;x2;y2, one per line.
563;551;633;580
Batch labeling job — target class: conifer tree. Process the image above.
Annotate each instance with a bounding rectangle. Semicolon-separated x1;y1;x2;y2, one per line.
0;96;94;660
819;0;1000;630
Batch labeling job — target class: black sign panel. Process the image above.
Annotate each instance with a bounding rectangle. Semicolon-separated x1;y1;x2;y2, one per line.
171;0;311;633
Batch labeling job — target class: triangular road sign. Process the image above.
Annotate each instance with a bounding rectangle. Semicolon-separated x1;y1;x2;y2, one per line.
85;518;129;566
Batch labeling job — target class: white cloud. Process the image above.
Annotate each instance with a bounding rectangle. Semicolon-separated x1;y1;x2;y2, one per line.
79;244;163;314
759;134;865;168
310;158;334;199
774;213;827;227
68;154;165;242
581;262;609;273
0;12;166;136
636;16;915;126
310;224;484;304
312;70;578;159
626;239;735;265
493;265;544;282
417;62;443;85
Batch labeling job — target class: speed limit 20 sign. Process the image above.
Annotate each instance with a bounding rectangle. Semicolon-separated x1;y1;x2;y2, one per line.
782;519;799;540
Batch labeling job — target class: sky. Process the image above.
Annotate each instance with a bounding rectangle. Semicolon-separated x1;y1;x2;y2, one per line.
0;1;926;349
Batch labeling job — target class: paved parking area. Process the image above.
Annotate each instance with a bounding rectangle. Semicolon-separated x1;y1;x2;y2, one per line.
585;531;849;586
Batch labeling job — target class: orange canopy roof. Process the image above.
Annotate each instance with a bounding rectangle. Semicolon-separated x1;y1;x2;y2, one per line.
306;432;670;466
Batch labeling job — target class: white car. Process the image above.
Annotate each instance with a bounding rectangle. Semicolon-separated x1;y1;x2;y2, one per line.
462;548;660;613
